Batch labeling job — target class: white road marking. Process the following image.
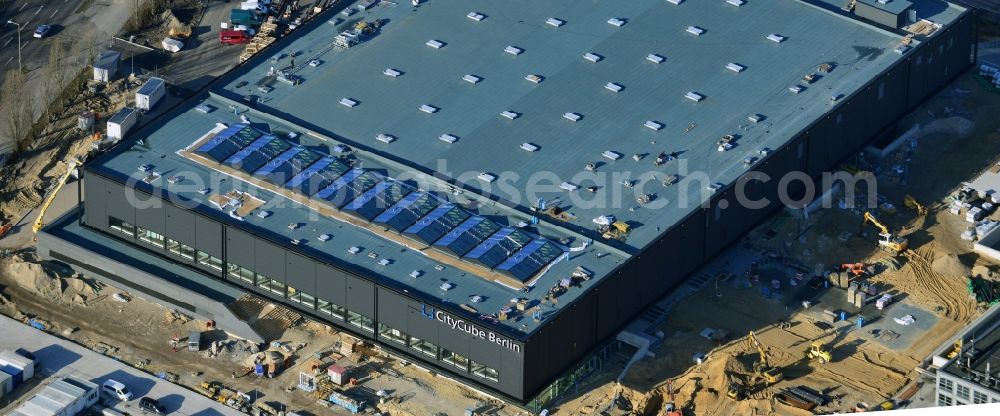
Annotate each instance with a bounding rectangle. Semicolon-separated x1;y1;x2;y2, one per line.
3;38;11;47
35;5;44;16
50;9;59;19
19;3;27;12
4;56;12;66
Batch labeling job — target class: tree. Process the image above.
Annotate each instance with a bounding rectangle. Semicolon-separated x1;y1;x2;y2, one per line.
2;69;36;153
44;37;65;116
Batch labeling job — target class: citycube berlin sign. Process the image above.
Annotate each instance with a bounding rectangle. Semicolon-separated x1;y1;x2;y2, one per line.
421;304;521;354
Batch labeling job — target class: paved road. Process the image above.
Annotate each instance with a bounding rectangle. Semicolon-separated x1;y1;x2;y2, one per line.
0;314;244;416
0;0;92;84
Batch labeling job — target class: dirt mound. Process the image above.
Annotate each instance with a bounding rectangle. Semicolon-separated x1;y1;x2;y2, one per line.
931;253;971;277
3;259;59;295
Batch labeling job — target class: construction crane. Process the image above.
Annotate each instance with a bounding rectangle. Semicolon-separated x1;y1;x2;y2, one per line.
862;212;908;255
746;331;783;386
32;159;82;235
805;342;833;364
904;195;928;216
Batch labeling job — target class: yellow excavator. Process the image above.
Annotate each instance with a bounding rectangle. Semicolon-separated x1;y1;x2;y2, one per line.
904;195;928;216
747;331;783;386
32;159;82;235
862;212;908;255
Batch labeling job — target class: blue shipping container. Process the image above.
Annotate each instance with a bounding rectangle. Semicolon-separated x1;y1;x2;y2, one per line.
0;366;23;388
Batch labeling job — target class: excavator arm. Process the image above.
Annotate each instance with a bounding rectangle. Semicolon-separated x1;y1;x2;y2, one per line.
863;212;889;235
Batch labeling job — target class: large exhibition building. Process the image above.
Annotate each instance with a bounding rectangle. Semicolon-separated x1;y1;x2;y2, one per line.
38;0;976;409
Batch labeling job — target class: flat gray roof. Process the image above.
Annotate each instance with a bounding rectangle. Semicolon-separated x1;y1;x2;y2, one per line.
87;0;968;336
216;0;920;251
88;95;625;336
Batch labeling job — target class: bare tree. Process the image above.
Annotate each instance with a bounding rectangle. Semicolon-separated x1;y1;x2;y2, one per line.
44;37;65;117
2;70;36;153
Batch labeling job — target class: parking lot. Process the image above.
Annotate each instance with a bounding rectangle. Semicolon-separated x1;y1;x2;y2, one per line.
0;315;244;416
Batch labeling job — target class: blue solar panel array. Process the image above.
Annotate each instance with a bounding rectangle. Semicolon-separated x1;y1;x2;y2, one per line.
192;124;566;281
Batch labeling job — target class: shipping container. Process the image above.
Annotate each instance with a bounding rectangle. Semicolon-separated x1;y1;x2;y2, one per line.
106;107;139;140
92;50;121;82
136;78;166;111
0;350;35;386
0;370;11;398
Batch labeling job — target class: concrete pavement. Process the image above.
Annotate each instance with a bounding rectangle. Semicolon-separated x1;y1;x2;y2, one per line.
0;314;245;416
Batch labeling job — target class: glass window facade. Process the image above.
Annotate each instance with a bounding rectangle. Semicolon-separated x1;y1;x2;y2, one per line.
939;377;953;393
957;384;970;400
378;323;407;345
347;310;374;333
973;390;988;404
197;251;223;272
109;217;135;237
256;274;286;296
166;239;196;261
137;226;165;248
471;360;499;383
408;337;438;358
317;299;347;320
227;263;255;285
442;349;470;371
938;394;953;406
287;286;316;309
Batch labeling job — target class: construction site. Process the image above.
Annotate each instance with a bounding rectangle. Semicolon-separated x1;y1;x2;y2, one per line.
0;0;999;415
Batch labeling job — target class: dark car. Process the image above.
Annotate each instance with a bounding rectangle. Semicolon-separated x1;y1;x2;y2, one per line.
137;397;166;414
33;24;51;38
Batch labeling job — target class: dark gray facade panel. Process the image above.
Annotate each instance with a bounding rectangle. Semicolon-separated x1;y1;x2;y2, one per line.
164;203;197;247
196;216;223;258
134;201;165;234
862;68;909;132
704;188;745;257
105;180;136;224
375;288;409;330
83;174;107;229
226;226;256;269
254;238;286;282
286;251;316;294
315;264;347;305
344;275;374;316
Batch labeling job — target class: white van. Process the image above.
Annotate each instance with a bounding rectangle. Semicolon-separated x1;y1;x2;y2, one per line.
101;379;133;401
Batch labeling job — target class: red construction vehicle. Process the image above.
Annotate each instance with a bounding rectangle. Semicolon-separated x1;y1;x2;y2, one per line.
841;263;868;278
0;222;12;238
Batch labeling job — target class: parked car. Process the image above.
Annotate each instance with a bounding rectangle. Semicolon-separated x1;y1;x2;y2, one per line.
138;397;166;414
101;379;133;401
33;24;51;38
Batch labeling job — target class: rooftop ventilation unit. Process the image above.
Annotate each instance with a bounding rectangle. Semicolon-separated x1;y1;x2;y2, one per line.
501;110;520;120
666;0;683;4
727;0;746;6
505;45;524;55
767;34;786;43
726;63;746;73
583;52;602;62
525;74;543;83
410;270;422;278
748;114;764;123
644;120;664;131
546;18;565;27
194;104;213;113
339;98;358;107
318;234;332;242
378;258;391;266
789;85;804;94
440;282;454;291
521;142;539;152
463;74;482;84
646;53;665;64
894;45;911;54
563;112;582;122
560;181;580;191
602;150;623;160
687;26;705;36
384;68;402;77
605;82;624;92
608;18;626;27
685;92;705;102
439;134;458;143
467;12;485;21
426;39;445;49
419;104;439;114
376;133;396;143
478;172;497;182
348;246;362;254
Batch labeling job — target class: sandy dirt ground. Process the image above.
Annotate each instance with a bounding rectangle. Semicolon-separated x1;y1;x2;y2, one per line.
552;70;1000;415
